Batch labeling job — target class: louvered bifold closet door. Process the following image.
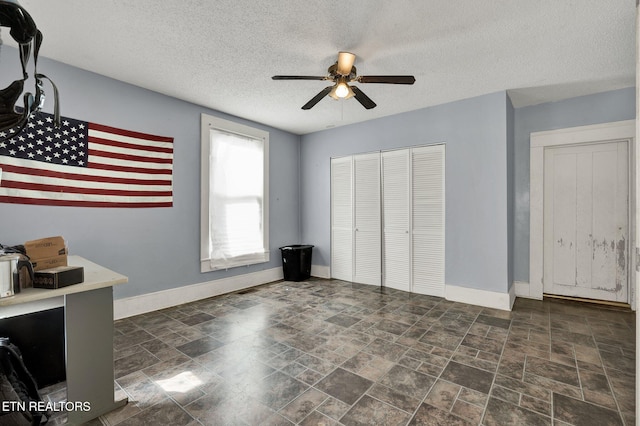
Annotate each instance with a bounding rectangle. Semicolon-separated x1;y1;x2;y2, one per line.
412;145;445;296
353;152;381;285
331;156;353;282
382;150;411;292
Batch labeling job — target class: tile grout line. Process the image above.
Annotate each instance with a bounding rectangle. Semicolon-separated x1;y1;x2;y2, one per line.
589;319;629;426
479;308;515;426
401;298;451;426
547;305;554;425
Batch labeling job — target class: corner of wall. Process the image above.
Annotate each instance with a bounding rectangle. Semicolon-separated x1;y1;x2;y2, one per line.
507;91;516;291
297;134;303;242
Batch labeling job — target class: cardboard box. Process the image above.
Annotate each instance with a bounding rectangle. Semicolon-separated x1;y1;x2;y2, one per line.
33;266;84;289
31;254;68;272
24;236;68;260
25;236;68;272
25;236;67;259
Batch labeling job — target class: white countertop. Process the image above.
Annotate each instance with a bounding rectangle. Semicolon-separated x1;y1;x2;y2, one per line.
0;255;127;308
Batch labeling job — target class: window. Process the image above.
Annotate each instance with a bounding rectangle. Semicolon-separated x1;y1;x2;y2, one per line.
200;114;269;272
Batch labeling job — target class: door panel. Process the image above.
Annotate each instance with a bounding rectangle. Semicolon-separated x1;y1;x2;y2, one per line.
331;228;352;282
353;153;381;285
412;145;445;297
331;157;353;282
543;141;628;302
382;150;410;291
548;152;578;286
413;234;444;296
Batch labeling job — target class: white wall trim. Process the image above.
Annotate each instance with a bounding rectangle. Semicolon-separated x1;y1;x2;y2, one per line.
509;284;516;309
530;120;636;302
513;280;542;300
530;120;636;148
445;283;514;311
311;264;331;279
113;267;283;320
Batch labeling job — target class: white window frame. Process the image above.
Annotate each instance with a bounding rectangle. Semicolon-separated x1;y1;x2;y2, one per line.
200;114;269;272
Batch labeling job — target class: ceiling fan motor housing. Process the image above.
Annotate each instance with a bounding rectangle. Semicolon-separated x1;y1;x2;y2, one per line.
328;63;357;80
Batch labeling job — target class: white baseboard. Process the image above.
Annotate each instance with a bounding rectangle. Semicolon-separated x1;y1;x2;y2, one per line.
445;283;515;311
113;267;283;320
311;264;331;279
509;283;516;309
514;280;543;300
515;280;530;298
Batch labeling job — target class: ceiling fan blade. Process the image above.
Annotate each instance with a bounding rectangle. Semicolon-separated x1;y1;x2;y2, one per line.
357;75;416;84
337;52;356;75
272;75;329;81
351;86;377;109
302;86;333;110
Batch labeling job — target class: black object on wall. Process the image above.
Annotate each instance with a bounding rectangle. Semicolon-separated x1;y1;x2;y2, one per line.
0;307;66;388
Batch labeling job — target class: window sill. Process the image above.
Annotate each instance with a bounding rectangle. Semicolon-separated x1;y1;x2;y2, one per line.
200;252;270;273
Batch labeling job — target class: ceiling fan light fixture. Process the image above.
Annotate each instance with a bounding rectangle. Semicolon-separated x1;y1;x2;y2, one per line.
329;80;354;100
335;82;350;98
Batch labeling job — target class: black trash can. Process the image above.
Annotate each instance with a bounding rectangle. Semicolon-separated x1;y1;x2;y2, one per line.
279;245;314;282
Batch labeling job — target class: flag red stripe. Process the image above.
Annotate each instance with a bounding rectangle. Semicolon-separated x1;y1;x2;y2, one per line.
2;180;172;197
0;196;172;208
89;149;173;164
87;161;172;175
88;136;174;154
88;123;174;143
0;163;172;186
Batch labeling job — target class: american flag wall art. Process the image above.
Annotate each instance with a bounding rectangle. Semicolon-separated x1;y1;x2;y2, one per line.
0;111;173;208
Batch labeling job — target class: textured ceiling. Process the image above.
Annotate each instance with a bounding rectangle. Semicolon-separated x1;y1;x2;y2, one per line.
1;0;636;135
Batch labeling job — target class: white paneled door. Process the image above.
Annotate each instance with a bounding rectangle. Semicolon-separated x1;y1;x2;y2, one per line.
543;140;629;302
382;149;411;292
412;145;445;297
330;156;353;282
354;153;381;286
331;153;381;286
332;145;444;295
381;145;445;296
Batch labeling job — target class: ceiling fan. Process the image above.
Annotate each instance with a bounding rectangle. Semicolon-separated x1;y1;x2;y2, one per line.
272;52;416;110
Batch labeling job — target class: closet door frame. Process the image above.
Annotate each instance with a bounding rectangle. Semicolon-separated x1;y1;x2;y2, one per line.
331;144;445;296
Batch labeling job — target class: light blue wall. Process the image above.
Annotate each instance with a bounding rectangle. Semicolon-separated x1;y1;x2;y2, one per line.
300;92;511;294
512;88;636;283
0;49;301;299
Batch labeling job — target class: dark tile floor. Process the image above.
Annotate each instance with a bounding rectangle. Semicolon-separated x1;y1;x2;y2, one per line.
41;278;635;425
